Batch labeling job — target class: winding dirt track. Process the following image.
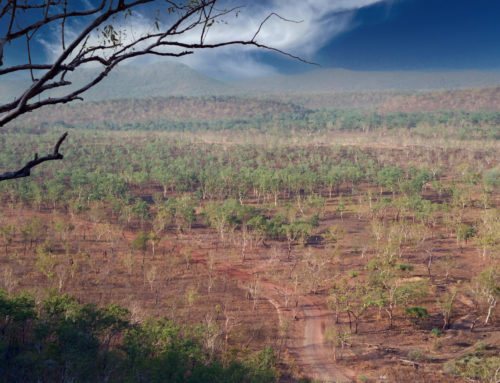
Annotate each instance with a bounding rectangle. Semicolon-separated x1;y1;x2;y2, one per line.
193;251;354;383
115;224;354;381
300;298;353;383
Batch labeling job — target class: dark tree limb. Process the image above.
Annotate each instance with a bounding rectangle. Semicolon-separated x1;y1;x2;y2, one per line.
0;132;68;181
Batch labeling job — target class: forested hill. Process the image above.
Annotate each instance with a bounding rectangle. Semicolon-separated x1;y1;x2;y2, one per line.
68;62;232;99
233;68;500;93
377;86;500;113
279;86;500;111
12;86;500;130
8;91;500;141
14;96;309;128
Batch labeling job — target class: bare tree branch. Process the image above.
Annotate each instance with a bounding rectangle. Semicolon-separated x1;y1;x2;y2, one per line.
0;63;71;76
0;132;68;181
251;12;303;42
4;0;108;41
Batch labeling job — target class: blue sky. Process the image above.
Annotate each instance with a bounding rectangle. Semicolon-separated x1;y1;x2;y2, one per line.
315;0;500;71
2;0;500;80
178;0;500;78
252;0;500;76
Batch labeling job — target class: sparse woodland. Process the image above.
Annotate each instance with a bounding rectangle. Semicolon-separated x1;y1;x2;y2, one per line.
1;93;499;382
2;0;497;381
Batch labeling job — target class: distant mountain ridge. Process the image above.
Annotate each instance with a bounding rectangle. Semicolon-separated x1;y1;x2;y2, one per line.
2;63;500;104
233;68;500;93
0;62;232;104
74;63;232;99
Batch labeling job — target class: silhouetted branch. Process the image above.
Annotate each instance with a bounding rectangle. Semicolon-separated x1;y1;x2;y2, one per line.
0;132;68;181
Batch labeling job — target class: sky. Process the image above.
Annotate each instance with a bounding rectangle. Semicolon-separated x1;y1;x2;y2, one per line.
2;0;500;80
315;0;500;72
174;0;500;79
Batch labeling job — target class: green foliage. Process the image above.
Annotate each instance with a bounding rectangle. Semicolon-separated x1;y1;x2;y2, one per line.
473;267;500;296
369;267;429;328
430;328;441;337
456;224;477;243
133;200;150;222
35;239;58;278
446;346;500;383
405;306;429;325
160;195;197;232
280;221;313;244
203;199;255;241
0;290;279;383
376;166;403;193
397;264;414;272
470;266;500;325
131;230;148;252
483;167;500;189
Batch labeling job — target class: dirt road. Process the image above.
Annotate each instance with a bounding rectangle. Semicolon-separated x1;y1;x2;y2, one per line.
300;298;354;382
193;250;354;382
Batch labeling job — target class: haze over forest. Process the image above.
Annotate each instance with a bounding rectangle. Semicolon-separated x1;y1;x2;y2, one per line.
3;62;500;104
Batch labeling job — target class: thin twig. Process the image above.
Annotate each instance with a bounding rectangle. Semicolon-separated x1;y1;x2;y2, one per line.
252;12;302;42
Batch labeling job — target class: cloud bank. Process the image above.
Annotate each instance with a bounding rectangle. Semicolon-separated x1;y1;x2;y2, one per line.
41;0;386;79
179;0;387;78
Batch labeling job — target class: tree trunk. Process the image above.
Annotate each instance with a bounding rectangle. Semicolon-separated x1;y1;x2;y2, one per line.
485;298;497;325
385;307;394;329
347;311;353;331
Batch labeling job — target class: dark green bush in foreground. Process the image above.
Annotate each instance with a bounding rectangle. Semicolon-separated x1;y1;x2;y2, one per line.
0;290;278;383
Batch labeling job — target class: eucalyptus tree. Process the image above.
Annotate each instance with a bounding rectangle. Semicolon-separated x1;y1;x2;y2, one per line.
329;278;373;334
376;166;403;196
469;266;500;325
475;209;500;259
203;199;241;243
162;195;197;233
369;268;429;329
323;165;345;198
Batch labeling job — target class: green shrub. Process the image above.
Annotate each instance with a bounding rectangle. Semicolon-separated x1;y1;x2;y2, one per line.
456;224;477;243
397;264;414;272
430;328;441;337
483;167;500;188
405;306;428;325
447;355;500;382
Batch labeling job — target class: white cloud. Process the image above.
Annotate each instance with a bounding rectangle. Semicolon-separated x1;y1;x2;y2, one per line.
171;0;387;78
41;0;386;79
169;0;386;78
178;46;279;79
